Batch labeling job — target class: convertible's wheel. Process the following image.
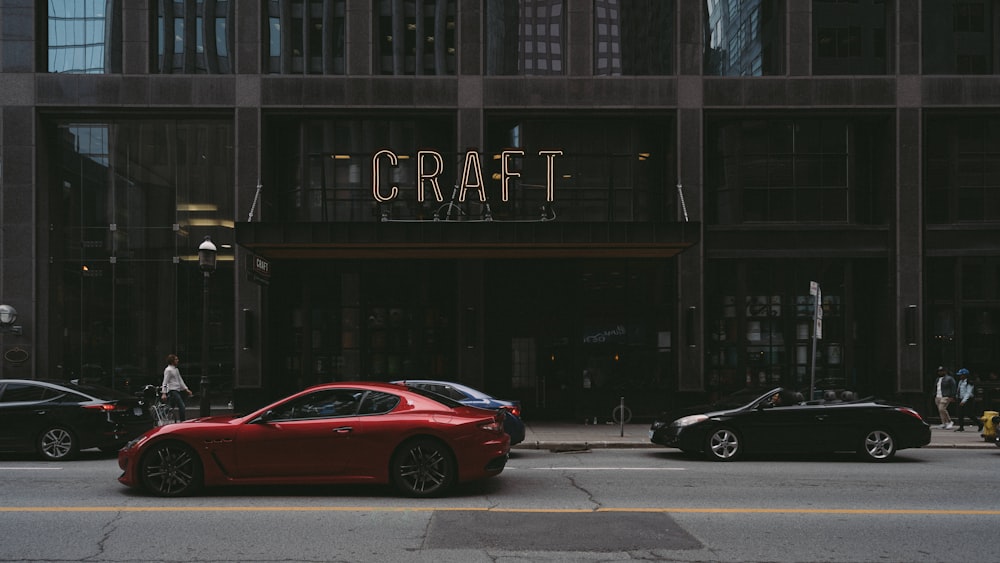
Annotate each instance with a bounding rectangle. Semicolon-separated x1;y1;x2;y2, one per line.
139;442;202;497
390;438;455;498
859;429;896;462
705;427;741;461
38;427;78;461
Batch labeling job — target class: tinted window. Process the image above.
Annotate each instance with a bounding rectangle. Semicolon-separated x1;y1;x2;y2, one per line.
925;115;1000;223
486;0;565;76
265;0;346;74
375;0;456;75
403;386;464;408
812;0;892;75
923;0;994;75
270;389;364;420
153;0;233;74
705;116;891;224
594;0;674;76
704;0;785;76
45;0;122;74
0;383;50;403
359;391;401;414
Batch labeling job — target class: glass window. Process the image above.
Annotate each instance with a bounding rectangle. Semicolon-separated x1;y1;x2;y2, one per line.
594;0;674;76
923;0;995;74
705;116;891;225
265;0;346;74
705;259;858;398
0;383;48;403
153;0;233;74
359;391;401;414
266;116;456;222
45;0;122;73
812;0;893;75
45;118;235;399
704;0;784;76
374;0;457;75
486;0;565;75
485;116;676;222
925;115;1000;223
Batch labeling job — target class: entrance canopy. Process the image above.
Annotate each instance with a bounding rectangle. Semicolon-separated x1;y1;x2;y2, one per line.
236;222;700;260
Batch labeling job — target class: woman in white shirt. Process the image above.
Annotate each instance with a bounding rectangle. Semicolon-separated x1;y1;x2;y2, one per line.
161;354;193;421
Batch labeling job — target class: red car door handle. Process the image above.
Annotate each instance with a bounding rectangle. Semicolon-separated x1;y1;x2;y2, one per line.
332;426;353;433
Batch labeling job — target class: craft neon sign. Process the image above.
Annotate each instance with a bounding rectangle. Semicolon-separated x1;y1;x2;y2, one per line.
371;149;564;204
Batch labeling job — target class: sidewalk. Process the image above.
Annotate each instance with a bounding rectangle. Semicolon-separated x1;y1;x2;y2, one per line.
514;421;998;450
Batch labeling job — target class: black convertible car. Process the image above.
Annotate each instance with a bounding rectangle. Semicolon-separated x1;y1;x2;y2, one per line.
649;387;932;462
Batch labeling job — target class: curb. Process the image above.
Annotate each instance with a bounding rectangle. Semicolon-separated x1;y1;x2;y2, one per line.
513;441;998;451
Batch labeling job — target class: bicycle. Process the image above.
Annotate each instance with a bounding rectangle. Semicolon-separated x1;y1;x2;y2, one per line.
142;384;179;425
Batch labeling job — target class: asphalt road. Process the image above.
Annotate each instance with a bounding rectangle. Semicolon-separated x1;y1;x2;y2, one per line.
1;447;998;562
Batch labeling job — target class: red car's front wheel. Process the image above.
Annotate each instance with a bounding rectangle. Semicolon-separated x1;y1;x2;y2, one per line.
139;441;203;497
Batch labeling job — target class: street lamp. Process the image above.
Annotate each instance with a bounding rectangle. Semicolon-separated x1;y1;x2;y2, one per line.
198;236;217;417
0;304;22;335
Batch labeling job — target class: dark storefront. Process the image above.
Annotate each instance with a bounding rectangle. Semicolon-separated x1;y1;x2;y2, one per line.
258;257;680;422
8;3;1000;424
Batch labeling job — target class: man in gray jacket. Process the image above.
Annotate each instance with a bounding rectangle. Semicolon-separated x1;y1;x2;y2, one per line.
933;366;957;429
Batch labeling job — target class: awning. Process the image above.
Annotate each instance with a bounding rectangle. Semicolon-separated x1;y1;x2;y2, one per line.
236;221;700;260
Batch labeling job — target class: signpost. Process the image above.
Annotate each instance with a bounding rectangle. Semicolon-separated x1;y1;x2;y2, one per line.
809;281;822;398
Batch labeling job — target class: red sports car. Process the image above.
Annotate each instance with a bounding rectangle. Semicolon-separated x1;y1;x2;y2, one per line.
118;382;510;497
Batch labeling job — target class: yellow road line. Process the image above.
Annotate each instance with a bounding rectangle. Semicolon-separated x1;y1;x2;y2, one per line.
3;506;1000;515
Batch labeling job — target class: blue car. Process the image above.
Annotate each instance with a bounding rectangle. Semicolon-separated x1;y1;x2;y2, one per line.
391;380;525;445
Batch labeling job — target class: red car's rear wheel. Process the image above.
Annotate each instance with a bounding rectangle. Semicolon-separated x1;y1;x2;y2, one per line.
390;438;456;498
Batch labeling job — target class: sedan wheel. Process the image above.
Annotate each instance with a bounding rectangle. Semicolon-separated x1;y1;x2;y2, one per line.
38;427;78;461
140;442;202;497
860;429;896;462
390;438;455;498
705;427;741;461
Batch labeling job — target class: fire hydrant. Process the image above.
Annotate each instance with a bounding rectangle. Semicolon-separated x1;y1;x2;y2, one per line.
980;410;999;441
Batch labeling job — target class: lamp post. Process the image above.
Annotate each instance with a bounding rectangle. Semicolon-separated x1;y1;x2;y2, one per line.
197;236;217;417
0;304;21;335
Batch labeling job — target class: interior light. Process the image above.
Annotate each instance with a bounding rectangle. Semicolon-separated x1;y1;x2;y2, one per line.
177;204;219;212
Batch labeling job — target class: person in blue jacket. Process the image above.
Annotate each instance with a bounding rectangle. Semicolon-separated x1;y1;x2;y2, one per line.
954;368;981;432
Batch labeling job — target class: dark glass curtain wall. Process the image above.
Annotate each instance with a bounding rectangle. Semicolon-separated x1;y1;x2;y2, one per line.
43;118;235;400
153;0;235;74
485;115;677;223
485;0;566;75
593;0;675;76
704;0;785;76
705;115;893;225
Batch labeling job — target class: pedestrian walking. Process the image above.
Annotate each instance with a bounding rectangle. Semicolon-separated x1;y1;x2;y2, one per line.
954;368;982;432
933;366;957;429
161;354;193;421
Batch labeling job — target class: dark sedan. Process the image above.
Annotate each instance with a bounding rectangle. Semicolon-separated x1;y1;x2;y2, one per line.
390;379;526;445
0;379;155;460
649;387;932;462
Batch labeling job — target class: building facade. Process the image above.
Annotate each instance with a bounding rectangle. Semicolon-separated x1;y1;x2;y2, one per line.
1;1;998;420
